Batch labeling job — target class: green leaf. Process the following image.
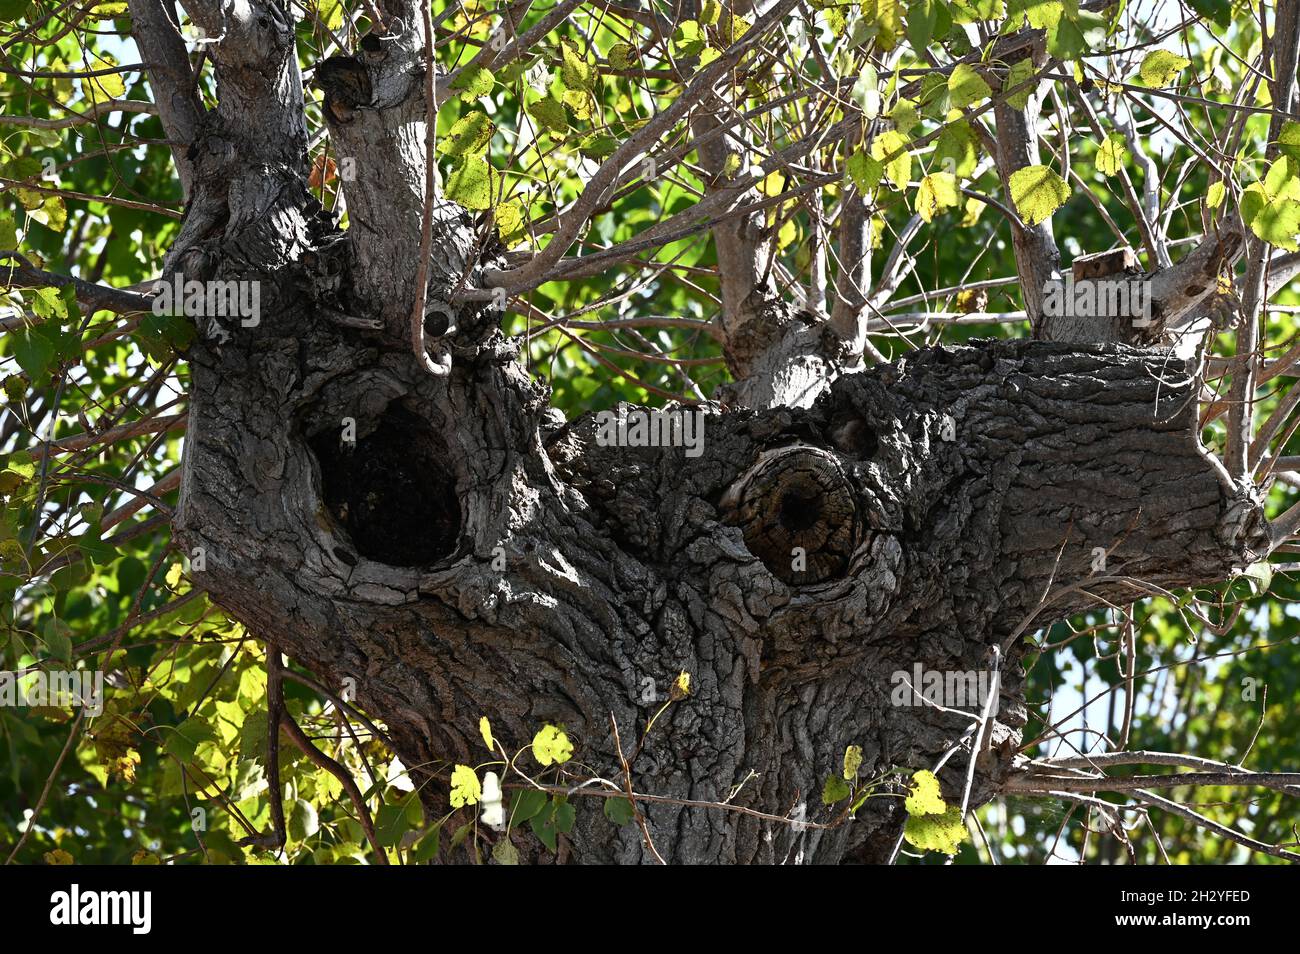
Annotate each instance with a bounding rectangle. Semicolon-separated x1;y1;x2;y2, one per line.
410;825;441;862
906;0;938;50
41;618;72;664
579;134;619;159
437;112;494;158
1241;561;1273;595
11;326;56;384
1048;16;1087;60
905;769;947;815
511;788;549;825
289;798;320;841
164;717;215;764
1185;0;1231;29
529;798;564;851
850;63;881;119
846;149;883;192
822;774;851;805
1138;49;1191;88
1242;182;1300;250
0;211;18;249
604;796;635;826
445;157;495;211
889;99;919;133
1009;164;1070;225
1003;57;1038;110
553;796;575;833
951;0;1004;21
137;311;195;360
947;63;991;109
238;708;268;763
933;121;979;178
1280;121;1300;163
450;66;494;101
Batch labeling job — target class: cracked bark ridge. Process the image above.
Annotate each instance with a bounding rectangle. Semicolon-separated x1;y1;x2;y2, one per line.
154;3;1271;862
175;188;1269;861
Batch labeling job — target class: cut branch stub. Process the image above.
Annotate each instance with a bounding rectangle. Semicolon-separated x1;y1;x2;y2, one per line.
722;444;863;585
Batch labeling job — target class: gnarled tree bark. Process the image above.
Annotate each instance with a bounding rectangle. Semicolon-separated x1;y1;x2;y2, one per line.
133;0;1277;863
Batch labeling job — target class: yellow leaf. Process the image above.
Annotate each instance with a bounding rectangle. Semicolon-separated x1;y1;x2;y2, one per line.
479;716;494;750
533;724;573;766
79;55;126;101
843;744;863;780
905;769;947;815
449;764;481;807
871;129;912;189
915;171;959;222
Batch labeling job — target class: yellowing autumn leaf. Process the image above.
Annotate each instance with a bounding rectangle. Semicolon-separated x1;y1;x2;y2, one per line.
533;724;573;765
905;769;946;815
861;0;904;50
872;129;912;189
843;744;863;780
79;54;126;101
1096;135;1129;177
904;804;968;855
916;171;960;222
1009;164;1069;225
479;716;494;750
449;764;481;807
1138;49;1190;88
947;63;991;110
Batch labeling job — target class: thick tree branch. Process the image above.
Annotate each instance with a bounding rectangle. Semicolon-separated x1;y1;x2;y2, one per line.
127;0;205;198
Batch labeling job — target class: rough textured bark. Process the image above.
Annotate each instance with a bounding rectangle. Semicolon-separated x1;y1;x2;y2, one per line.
173;190;1271;863
143;2;1276;863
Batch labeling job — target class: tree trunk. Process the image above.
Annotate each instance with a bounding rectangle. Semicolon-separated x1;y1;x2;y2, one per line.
150;1;1273;864
172;183;1270;862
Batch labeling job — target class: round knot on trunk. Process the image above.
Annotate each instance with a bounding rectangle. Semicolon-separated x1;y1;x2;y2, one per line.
721;445;862;585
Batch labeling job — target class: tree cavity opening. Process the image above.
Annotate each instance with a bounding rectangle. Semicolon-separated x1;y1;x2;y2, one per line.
310;405;461;567
721;445;863;586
